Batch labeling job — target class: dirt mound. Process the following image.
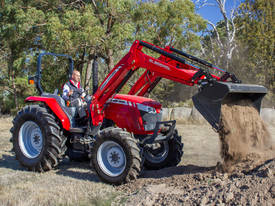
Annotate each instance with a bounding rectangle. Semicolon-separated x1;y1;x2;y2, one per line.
218;100;273;172
118;158;275;205
117;102;275;205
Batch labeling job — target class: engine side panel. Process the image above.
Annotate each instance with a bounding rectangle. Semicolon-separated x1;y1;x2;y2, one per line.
104;100;145;134
104;94;162;135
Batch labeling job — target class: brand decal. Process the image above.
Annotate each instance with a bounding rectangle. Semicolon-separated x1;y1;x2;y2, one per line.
109;99;157;114
100;65;123;90
149;59;170;71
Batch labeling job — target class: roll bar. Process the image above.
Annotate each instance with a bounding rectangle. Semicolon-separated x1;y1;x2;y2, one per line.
29;53;74;95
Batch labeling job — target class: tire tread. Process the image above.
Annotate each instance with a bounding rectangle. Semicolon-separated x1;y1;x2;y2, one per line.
92;127;143;185
11;105;67;172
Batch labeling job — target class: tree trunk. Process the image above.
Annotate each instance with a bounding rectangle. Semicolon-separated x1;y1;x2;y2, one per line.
84;58;93;92
77;48;86;76
92;56;98;94
8;52;18;110
106;48;114;72
12;70;18;110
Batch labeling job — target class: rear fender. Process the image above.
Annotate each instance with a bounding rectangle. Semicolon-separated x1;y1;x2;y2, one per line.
25;96;71;130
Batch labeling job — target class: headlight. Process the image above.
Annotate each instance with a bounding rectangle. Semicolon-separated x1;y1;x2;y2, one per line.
137;103;156;114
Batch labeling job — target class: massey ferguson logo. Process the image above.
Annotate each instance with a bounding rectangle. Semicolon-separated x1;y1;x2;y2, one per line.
100;64;124;90
149;59;170;71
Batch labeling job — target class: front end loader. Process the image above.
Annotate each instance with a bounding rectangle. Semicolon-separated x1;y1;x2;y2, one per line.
128;41;267;131
10;40;267;185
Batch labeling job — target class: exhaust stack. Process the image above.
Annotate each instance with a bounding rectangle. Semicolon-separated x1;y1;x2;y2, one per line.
92;56;98;95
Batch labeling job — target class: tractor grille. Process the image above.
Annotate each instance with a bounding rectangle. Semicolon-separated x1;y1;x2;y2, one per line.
140;111;162;131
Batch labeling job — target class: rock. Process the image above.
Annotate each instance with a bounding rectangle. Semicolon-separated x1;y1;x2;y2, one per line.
190;106;206;123
200;196;208;205
215;199;225;206
162;108;172;121
213;178;224;187
224;192;234;202
260;108;275;125
193;174;203;181
263;168;273;178
221;173;228;180
211;171;218;179
269;185;275;198
170;107;192;121
256;168;273;178
184;185;191;190
235;181;240;187
240;185;249;190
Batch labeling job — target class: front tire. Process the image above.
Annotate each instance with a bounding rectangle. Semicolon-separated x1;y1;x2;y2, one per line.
91;127;142;185
143;129;183;170
11;105;66;172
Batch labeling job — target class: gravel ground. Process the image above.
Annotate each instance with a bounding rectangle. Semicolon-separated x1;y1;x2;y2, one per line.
118;153;275;206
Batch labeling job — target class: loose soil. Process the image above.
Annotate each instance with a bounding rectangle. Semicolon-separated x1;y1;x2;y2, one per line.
218;101;274;172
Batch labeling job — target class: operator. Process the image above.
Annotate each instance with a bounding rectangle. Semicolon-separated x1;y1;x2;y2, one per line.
62;70;89;120
62;69;85;104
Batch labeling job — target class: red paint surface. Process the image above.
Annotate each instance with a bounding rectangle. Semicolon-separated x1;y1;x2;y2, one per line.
25;96;71;130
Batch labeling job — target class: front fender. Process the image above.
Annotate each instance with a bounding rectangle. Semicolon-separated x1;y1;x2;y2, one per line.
25;96;71;130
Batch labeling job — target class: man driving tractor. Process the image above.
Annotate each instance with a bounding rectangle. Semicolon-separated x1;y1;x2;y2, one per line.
62;70;85;102
62;69;87;118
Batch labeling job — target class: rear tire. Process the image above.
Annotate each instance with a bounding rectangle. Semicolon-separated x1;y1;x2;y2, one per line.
91;127;142;185
11;105;66;172
143;129;183;170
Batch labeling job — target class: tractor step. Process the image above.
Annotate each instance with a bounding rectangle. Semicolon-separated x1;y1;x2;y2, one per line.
69;127;86;133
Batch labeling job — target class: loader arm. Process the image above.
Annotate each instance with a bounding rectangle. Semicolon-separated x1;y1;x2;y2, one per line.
90;40;220;126
91;40;267;130
128;70;161;96
128;44;226;97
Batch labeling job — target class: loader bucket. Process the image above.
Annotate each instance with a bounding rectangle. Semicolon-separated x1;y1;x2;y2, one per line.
192;82;268;131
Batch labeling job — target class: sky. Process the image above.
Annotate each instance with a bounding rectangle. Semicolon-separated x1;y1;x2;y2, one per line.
194;0;242;25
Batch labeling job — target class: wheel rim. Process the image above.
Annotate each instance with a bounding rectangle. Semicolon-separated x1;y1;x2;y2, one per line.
144;141;169;164
97;141;126;177
18;121;43;159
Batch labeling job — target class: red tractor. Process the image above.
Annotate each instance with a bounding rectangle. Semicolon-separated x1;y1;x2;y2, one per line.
11;40;267;184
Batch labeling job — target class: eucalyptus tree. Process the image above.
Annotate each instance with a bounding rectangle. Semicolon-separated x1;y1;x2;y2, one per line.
238;0;274;104
132;0;206;105
195;0;239;70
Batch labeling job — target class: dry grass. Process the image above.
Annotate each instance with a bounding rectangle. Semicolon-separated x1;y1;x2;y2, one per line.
0;118;122;206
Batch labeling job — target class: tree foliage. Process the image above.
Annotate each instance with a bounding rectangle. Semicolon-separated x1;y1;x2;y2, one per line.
133;0;205;49
1;0;272;114
132;0;206;105
0;0;207;113
237;0;274;104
